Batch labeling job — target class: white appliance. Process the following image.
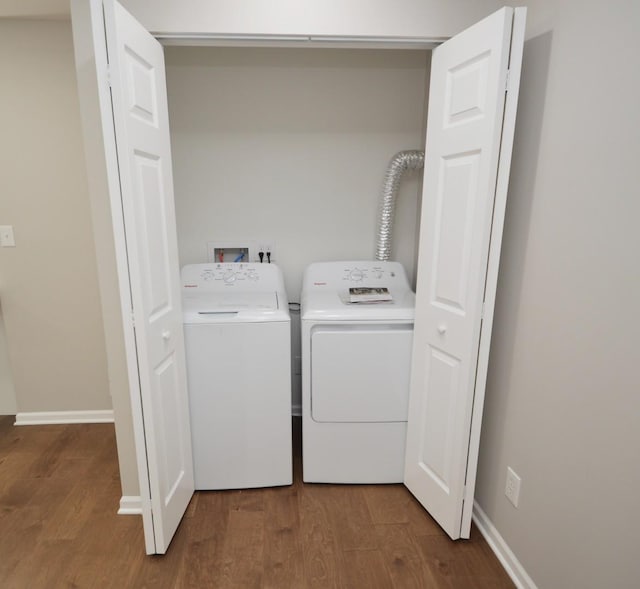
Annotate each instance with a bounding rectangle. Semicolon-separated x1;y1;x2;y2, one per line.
182;262;292;490
301;261;415;483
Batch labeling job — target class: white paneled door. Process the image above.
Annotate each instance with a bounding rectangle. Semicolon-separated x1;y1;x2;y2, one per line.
404;7;526;539
102;0;194;554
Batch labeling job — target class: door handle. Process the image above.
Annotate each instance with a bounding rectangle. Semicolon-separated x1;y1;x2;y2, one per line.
162;330;171;340
437;324;447;335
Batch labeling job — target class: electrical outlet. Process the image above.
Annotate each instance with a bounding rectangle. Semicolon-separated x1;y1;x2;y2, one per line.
258;241;276;263
505;467;521;508
0;225;15;247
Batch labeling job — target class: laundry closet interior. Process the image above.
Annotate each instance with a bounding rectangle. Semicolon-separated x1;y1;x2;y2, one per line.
164;44;433;412
77;0;524;554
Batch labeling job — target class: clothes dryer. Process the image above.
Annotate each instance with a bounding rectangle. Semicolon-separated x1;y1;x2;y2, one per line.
301;261;415;483
182;263;291;490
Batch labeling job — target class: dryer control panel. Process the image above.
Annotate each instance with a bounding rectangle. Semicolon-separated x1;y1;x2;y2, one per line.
303;261;410;290
182;263;285;292
341;265;398;283
300;261;415;342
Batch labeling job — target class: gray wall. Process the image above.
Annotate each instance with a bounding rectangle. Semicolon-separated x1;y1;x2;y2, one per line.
476;1;640;587
0;19;111;415
0;308;16;414
166;47;430;299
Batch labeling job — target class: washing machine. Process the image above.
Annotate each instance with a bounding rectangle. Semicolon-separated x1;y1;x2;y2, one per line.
301;261;415;483
182;263;292;490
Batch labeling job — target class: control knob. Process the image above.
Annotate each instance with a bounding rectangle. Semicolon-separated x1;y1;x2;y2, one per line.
349;269;364;282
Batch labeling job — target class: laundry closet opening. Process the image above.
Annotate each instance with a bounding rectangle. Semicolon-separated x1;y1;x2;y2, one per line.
164;46;432;415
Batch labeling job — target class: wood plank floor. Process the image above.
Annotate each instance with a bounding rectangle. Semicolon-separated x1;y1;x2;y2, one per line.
0;415;513;588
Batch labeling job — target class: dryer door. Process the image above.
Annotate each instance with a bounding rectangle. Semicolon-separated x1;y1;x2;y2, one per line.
311;324;413;423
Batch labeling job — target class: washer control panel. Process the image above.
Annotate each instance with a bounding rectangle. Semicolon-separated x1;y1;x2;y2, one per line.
198;264;260;284
182;263;283;291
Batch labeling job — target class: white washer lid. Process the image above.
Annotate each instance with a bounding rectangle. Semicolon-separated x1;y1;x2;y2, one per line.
183;291;289;323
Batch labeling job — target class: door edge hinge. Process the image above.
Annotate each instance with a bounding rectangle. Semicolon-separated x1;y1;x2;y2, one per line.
106;65;112;87
505;69;511;93
131;311;135;327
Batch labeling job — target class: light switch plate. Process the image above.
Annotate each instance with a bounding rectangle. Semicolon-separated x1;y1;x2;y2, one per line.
0;225;15;247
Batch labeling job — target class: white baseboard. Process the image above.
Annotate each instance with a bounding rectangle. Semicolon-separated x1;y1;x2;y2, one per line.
118;495;143;515
14;410;114;426
473;502;538;589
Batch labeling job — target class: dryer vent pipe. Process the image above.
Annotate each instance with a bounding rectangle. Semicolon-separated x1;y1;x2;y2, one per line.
375;150;425;262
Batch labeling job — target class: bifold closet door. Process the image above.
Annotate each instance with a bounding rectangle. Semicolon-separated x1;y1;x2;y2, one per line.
103;0;195;553
90;0;195;554
404;7;526;540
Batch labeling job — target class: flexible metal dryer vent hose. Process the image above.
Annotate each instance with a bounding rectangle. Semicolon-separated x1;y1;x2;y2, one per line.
375;150;425;261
